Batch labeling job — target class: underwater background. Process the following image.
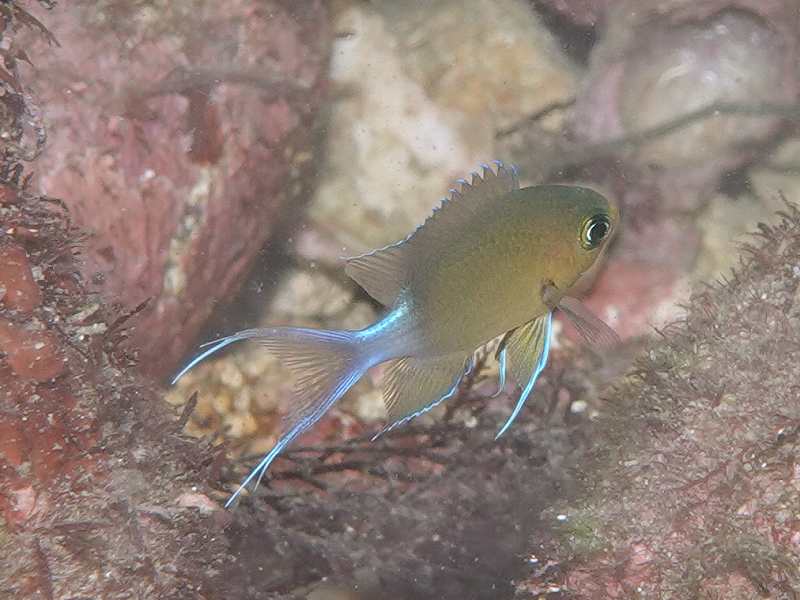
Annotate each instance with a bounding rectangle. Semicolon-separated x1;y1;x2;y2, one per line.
1;1;800;598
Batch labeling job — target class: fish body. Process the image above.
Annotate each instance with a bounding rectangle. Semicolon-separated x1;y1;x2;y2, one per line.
389;185;616;355
173;163;619;506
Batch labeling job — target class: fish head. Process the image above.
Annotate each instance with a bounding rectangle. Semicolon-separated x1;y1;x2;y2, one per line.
572;185;618;254
522;184;618;294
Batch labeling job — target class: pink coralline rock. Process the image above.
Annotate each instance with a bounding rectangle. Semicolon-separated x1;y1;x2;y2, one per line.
28;1;331;378
521;209;800;599
572;0;799;210
0;243;42;314
558;1;800;340
0;318;65;382
580;207;700;341
504;1;799;344
574;260;687;342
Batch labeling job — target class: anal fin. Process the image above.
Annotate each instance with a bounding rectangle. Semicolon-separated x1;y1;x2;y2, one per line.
496;312;553;439
374;352;470;439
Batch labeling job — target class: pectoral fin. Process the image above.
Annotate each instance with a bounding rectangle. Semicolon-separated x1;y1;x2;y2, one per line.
557;295;620;351
374;352;471;440
496;312;553;439
541;283;619;352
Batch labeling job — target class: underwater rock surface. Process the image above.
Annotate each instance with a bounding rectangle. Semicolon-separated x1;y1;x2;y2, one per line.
6;172;797;599
1;145;236;600
535;0;612;27
28;0;331;378
6;2;800;598
0;6;239;597
500;0;800;343
572;0;798;210
303;0;579;260
522;206;800;598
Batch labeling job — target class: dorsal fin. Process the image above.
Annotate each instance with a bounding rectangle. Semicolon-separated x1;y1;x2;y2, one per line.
345;161;520;305
344;242;406;306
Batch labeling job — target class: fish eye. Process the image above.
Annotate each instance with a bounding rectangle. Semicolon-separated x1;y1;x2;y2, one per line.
580;214;611;250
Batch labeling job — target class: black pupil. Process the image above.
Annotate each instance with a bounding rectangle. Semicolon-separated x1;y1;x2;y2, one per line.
588;218;608;244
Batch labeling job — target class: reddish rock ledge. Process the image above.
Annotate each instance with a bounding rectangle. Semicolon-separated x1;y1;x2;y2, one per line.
28;0;331;378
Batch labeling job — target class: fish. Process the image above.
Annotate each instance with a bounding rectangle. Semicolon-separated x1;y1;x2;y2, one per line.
172;161;619;507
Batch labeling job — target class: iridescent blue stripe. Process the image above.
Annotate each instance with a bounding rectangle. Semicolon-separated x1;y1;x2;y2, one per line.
495;311;552;440
490;346;507;398
225;363;365;508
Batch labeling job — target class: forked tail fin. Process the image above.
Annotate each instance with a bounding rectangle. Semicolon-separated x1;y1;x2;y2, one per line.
172;327;370;507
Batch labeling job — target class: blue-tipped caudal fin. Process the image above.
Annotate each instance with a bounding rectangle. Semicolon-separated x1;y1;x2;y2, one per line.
172;327;370;507
495;312;553;439
171;335;242;385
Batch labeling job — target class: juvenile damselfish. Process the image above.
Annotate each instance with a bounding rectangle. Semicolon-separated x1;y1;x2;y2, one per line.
173;162;619;506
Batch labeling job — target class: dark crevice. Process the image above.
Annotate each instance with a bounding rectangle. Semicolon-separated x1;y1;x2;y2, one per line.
529;1;598;65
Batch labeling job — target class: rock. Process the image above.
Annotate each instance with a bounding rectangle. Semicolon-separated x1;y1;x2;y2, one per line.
0;243;42;314
577;259;689;342
498;0;800;346
571;0;798;211
27;0;331;378
534;0;612;27
0;318;65;381
522;205;800;599
694;193;774;282
1;188;240;599
617;11;785;169
749;138;800;214
302;0;579;260
0;184;19;205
